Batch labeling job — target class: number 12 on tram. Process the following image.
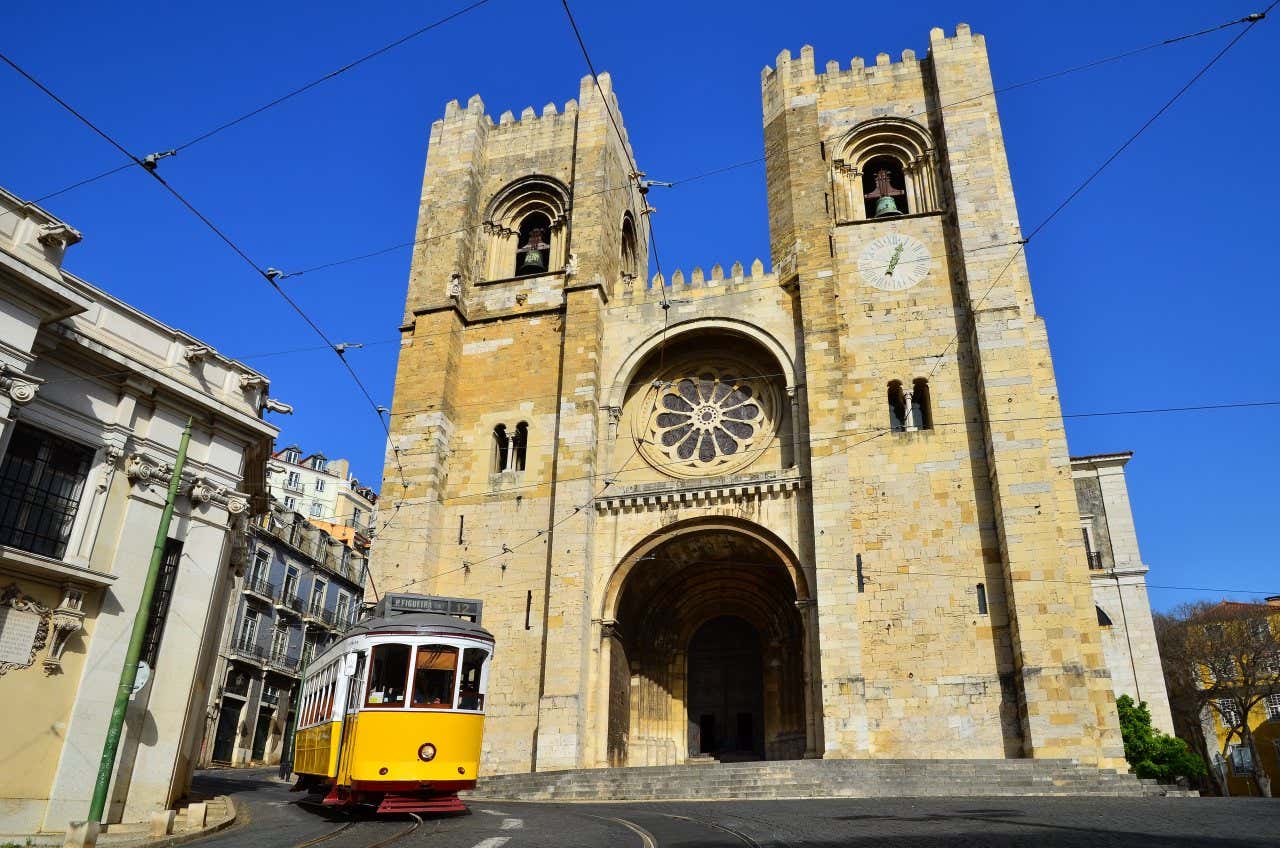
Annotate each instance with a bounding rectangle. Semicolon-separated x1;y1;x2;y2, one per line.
292;611;494;814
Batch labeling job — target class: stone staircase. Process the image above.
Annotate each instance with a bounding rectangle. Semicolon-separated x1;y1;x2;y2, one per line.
469;759;1198;802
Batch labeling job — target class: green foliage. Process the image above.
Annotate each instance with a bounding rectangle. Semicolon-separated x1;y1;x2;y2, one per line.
1117;695;1208;782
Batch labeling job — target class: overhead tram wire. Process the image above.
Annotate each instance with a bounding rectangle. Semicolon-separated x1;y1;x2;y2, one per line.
4;6;1259;236
320;6;1276;596
0;0;497;219
368;398;1280;541
6;13;1272;590
924;6;1273;382
137;7;1264;288
0;50;413;495
667;8;1270;189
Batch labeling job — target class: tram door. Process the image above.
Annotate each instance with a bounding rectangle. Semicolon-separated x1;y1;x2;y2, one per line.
336;652;366;784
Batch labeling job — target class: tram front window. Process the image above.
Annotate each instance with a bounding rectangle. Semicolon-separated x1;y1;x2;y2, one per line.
365;643;410;707
459;647;488;711
412;645;458;709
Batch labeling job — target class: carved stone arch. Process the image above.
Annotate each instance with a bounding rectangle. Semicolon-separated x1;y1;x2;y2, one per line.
600;516;811;623
831;117;941;221
605;318;797;412
482;175;571;280
607;319;799;478
598;517;815;765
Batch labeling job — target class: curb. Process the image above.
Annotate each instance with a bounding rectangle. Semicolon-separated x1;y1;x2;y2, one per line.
114;795;239;848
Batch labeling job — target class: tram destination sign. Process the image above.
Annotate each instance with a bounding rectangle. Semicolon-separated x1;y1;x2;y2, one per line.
379;593;483;623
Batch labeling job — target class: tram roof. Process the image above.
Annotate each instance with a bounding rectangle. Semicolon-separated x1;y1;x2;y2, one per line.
347;611;493;641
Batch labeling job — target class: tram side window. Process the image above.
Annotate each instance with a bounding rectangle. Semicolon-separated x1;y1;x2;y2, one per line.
459;647;489;711
366;643;411;707
411;645;458;709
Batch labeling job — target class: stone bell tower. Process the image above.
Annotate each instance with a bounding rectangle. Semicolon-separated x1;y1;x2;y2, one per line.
761;26;1124;766
373;73;646;772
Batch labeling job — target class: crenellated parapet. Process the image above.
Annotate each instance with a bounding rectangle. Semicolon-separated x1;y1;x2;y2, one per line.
625;258;775;305
761;24;982;124
432;72;634;162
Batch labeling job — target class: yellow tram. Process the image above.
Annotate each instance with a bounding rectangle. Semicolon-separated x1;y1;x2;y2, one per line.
292;596;493;814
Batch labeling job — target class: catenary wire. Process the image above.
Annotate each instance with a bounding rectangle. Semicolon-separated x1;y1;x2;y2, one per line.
367;397;1280;542
0;48;415;494
0;0;496;219
6;12;1273;592
924;7;1273;381
247;8;1259;284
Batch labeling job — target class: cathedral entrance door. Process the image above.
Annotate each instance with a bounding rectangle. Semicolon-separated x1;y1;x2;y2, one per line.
687;616;764;759
604;520;812;767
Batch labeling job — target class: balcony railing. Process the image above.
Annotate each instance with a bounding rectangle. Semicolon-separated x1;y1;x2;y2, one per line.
243;575;276;600
1087;551;1104;570
283;479;304;493
305;603;336;628
232;637;267;665
268;650;301;676
276;593;304;616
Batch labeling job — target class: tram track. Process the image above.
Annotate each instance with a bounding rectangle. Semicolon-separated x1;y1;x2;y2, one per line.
288;813;422;848
581;809;761;847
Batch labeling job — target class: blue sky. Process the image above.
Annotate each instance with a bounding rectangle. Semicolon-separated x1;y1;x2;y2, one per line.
3;1;1275;610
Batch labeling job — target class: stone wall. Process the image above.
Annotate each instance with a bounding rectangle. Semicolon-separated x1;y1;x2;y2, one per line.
377;24;1134;776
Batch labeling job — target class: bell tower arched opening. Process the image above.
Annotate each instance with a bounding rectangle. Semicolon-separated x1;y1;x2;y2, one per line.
601;521;813;767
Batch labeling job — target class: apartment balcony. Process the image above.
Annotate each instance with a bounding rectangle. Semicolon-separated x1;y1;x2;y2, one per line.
1087;551;1105;570
267;651;302;677
242;575;277;602
304;604;336;630
275;594;304;617
283;480;304;494
231;638;267;666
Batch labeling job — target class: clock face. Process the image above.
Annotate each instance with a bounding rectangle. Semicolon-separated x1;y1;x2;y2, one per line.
859;233;932;292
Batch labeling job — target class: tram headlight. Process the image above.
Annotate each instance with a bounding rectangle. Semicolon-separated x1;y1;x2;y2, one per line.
417;742;437;762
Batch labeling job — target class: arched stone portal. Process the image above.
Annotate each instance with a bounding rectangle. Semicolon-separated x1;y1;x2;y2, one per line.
602;521;812;767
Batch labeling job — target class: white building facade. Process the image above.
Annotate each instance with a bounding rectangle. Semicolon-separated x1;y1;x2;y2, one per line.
1073;452;1174;732
0;186;278;831
268;446;377;534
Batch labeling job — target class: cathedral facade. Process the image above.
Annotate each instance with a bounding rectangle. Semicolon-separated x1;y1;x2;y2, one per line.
372;24;1128;775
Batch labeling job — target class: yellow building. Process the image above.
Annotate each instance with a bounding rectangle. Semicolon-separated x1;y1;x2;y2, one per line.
371;25;1131;775
1202;599;1280;797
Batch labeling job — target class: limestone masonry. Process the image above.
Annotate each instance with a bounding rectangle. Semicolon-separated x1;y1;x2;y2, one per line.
372;25;1145;775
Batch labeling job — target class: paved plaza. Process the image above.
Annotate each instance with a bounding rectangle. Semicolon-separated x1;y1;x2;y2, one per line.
191;769;1280;847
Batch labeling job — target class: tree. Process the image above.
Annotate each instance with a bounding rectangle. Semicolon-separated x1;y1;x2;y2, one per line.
1156;600;1280;797
1115;695;1206;782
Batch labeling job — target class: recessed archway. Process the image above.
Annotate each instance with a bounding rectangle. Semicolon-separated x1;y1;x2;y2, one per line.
599;519;815;767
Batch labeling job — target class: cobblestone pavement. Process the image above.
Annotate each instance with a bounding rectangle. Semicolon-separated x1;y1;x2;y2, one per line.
192;769;1280;847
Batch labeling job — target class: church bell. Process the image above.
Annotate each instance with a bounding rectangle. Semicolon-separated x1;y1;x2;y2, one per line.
519;247;547;273
873;195;902;217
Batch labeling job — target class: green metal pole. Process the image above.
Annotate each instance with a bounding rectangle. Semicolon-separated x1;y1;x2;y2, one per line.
278;629;308;779
87;418;193;824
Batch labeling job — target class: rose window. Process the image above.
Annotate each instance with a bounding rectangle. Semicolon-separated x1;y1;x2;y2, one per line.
638;363;779;477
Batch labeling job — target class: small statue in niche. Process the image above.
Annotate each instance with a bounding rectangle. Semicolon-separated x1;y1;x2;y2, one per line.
447;273;463;299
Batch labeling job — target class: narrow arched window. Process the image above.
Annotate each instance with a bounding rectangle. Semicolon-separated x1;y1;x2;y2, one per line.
1096;606;1113;627
863;155;908;218
620;214;639;285
492;424;509;472
512;421;528;472
887;381;907;432
515;212;552;276
911;378;932;430
976;583;988;615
